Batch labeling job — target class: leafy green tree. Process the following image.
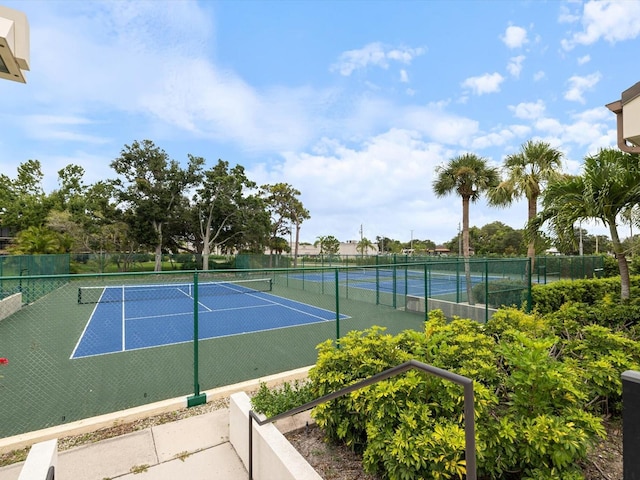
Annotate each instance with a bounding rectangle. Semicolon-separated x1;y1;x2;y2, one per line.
357;237;374;255
50;164;87;217
81;181;131;266
288;196;310;267
269;236;290;254
261;183;309;265
537;149;640;301
232;195;271;253
488;141;563;266
433;153;499;303
110;140;204;271
376;236;403;254
46;165;94;253
8;226;66;254
407;239;436;254
191;159;263;270
0;160;51;232
472;221;526;255
314;235;340;256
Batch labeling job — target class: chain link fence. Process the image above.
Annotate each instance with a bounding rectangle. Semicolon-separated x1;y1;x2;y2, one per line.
0;267;422;437
0;256;545;437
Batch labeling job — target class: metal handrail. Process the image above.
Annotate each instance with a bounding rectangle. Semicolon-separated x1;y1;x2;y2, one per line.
248;359;476;480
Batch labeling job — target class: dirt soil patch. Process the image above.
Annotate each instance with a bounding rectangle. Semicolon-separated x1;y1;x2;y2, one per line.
286;419;623;480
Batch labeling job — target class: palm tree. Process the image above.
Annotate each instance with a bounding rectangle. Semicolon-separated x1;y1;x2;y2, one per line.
433;153;500;304
8;226;62;254
536;148;640;301
356;237;374;256
314;236;326;255
488;140;563;268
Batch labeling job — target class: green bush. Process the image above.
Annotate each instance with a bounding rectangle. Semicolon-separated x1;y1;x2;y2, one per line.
601;254;618;277
250;380;313;418
472;280;527;308
531;277;621;314
309;313;605;480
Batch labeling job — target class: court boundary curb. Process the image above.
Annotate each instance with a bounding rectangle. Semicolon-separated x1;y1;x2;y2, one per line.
0;365;312;454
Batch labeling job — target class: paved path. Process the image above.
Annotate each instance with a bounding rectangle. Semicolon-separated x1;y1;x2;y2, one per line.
0;409;247;480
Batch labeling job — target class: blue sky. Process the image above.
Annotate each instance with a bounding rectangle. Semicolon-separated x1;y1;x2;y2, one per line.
1;0;639;245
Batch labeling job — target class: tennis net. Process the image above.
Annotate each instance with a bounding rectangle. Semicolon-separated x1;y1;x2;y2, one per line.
77;278;272;304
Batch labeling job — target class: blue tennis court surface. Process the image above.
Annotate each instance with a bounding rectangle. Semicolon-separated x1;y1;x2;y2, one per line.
71;281;347;359
289;270;489;296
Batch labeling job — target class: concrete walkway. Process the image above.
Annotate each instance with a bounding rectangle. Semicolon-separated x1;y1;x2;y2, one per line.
0;367;312;479
0;408;247;480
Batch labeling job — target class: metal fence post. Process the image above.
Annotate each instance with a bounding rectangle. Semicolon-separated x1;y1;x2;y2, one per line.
622;370;640;479
334;268;341;348
187;270;206;407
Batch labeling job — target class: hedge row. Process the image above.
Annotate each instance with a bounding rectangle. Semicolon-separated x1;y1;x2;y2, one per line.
531;276;640;315
306;305;640;479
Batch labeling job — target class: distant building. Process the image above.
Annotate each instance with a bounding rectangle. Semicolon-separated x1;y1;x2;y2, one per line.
290;240;377;256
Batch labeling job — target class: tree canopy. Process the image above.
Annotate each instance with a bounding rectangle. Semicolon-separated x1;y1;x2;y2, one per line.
535;148;640;300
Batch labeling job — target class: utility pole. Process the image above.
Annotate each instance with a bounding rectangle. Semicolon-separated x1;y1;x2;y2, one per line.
579;221;583;256
410;230;414;254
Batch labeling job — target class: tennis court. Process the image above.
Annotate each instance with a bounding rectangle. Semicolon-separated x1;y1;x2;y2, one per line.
72;278;347;358
1;270;425;437
289;268;490;297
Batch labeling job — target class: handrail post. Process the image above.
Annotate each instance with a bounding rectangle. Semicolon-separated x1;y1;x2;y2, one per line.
248;413;254;479
464;381;477;480
247;360;476;480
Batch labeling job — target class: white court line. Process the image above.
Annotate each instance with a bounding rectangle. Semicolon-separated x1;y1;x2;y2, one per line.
176;286;213;312
240;290;345;322
72;287;350;359
126;303;279;321
69;289;106;360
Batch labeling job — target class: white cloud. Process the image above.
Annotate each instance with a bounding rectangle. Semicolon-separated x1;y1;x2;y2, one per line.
558;5;580;24
330;42;426;76
18;115;110;144
534;117;564;136
249;129;456;243
501;25;528;48
577;54;591;65
527;106;615;161
470;129;515;150
509;100;546;120
533;71;546;82
507;55;526;78
564;72;602;103
400;69;409;83
562;0;640;50
510;124;533;138
461;73;505;95
22;3;338;153
400;104;480;145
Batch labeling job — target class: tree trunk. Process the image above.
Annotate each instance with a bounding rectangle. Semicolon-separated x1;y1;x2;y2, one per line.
202;248;210;271
154;243;162;272
202;227;210;271
154;221;163;272
462;196;474;305
609;221;630;301
527;196;537;272
294;222;301;268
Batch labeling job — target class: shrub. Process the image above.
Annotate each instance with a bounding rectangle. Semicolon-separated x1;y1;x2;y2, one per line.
531;277;621;315
309;313;605;480
472;280;527;308
250;380;313;418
